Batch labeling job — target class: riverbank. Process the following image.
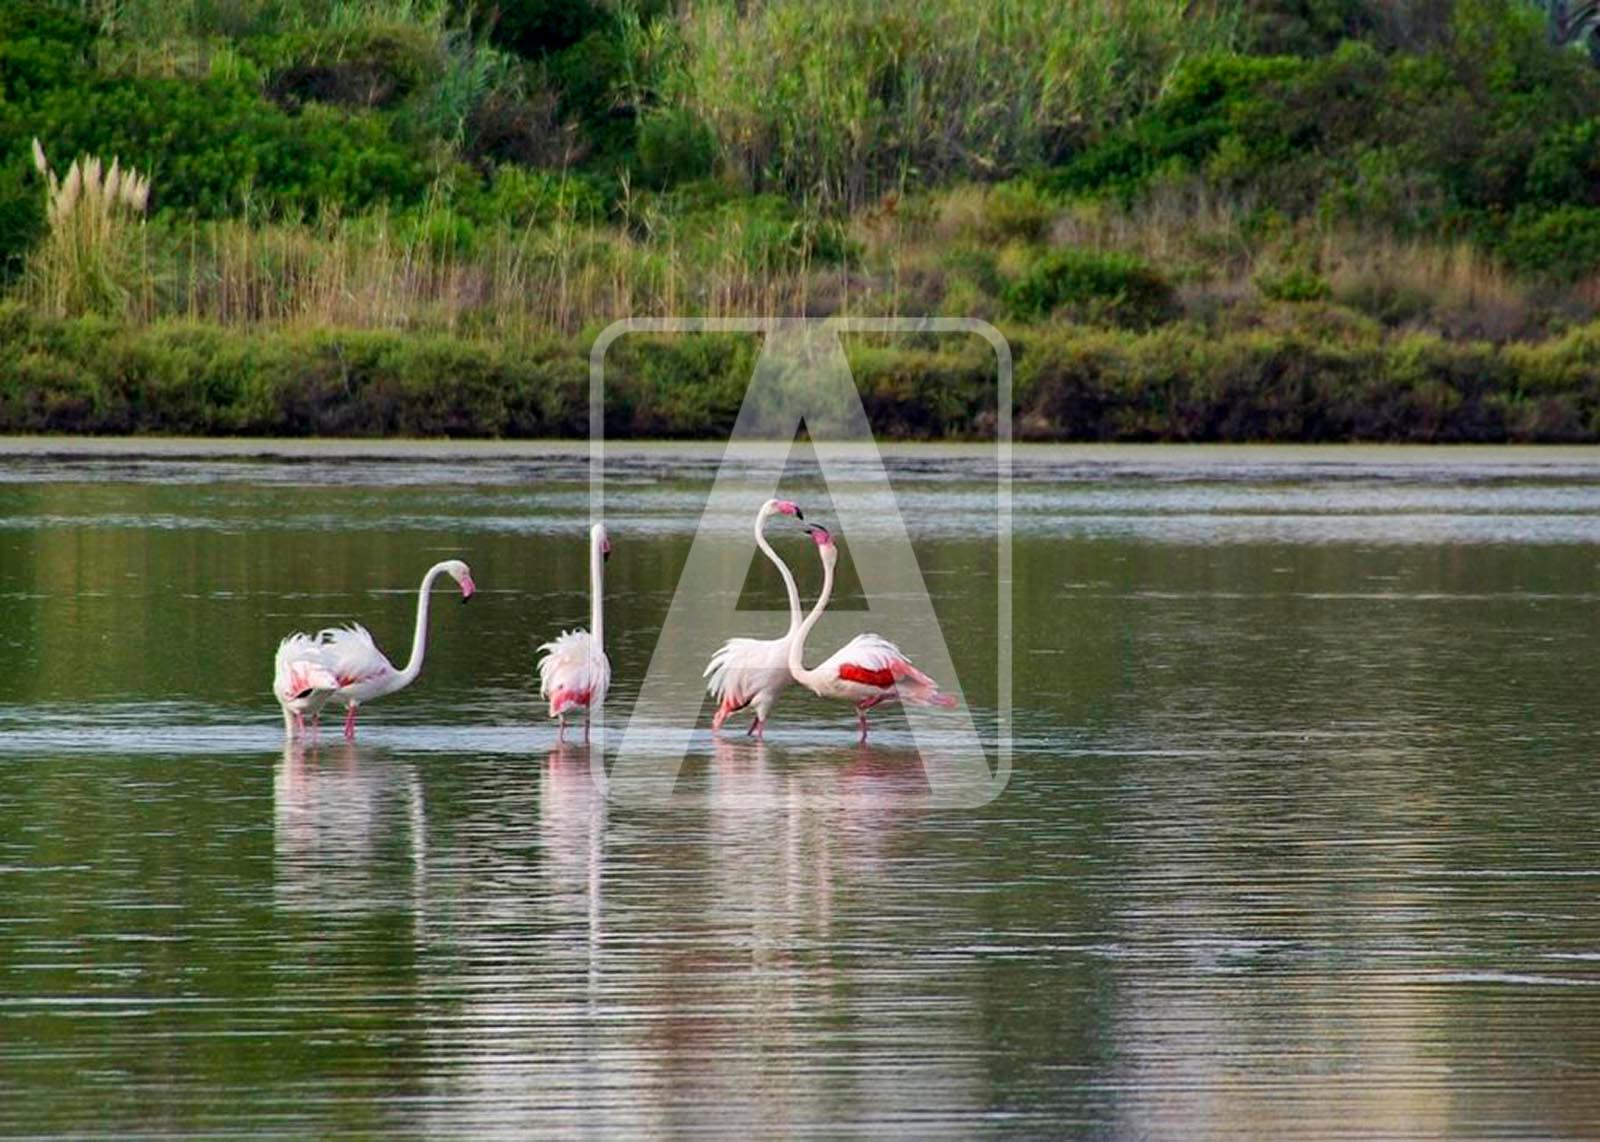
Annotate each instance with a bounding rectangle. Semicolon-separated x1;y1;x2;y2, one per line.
4;306;1599;442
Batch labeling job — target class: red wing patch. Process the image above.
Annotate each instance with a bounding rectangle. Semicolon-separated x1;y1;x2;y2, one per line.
549;687;593;715
838;663;895;689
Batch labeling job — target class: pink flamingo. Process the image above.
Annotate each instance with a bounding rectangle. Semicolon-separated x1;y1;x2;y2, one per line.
537;524;612;742
273;633;340;740
317;560;476;740
704;498;806;739
788;525;956;742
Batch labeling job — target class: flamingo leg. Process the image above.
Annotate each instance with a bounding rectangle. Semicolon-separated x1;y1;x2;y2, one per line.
856;708;870;742
583;716;591;744
558;716;566;744
344;704;358;742
746;718;758;737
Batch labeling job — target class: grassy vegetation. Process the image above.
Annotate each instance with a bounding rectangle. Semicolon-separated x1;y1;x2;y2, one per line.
3;0;1600;439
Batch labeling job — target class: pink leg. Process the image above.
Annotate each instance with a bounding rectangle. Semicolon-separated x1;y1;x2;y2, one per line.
856;708;870;742
293;711;304;738
746;718;758;737
753;718;764;741
557;716;566;744
344;704;357;741
583;716;591;744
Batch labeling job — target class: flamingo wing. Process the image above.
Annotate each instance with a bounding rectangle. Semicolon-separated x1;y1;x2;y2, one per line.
317;623;395;689
706;636;797;727
273;634;339;702
817;634;956;707
537;629;611;716
705;637;771;702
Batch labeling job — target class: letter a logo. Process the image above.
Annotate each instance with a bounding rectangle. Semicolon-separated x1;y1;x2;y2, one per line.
590;318;1012;808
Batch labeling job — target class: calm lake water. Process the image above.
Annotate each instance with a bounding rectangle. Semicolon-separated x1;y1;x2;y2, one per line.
2;441;1600;1137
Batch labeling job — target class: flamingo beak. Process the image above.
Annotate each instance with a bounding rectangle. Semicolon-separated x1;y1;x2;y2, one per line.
794;507;805;521
460;576;476;604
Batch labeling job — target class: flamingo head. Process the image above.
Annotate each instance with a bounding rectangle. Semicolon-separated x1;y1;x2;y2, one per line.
803;524;838;566
762;498;804;521
442;559;475;603
592;523;612;563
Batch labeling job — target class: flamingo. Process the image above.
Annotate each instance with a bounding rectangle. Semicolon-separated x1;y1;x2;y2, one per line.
317;560;476;740
788;525;956;742
537;524;612;743
704;498;806;739
273;633;340;740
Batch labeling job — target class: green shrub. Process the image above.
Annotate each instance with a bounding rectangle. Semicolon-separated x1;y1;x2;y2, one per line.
1501;206;1600;280
18;76;432;218
472;165;609;228
1256;265;1332;303
636;108;718;189
258;24;444;111
1041;54;1307;201
1004;249;1176;328
0;161;44;281
0;3;95;101
982;181;1056;243
475;0;610;59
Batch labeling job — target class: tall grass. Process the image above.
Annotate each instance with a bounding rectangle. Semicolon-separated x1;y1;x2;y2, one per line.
96;205;834;339
28;140;152;318
669;0;1239;210
58;0;450;40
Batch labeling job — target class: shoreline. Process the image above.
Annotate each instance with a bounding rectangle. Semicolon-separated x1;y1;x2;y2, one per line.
4;435;1599;467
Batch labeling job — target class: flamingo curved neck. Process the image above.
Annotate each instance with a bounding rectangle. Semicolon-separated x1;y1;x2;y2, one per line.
590;532;605;650
395;562;451;689
756;508;803;633
788;548;836;689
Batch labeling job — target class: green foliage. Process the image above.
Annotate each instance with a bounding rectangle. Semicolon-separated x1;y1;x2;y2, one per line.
1241;0;1377;55
1501;205;1600;280
474;0;609;59
13;76;432;217
982;181;1057;243
0;162;45;280
635;109;717;189
1256;265;1332;302
471;165;608;227
669;0;1238;210
5;306;1600;442
1004;249;1176;328
256;23;444;110
0;3;97;100
1041;54;1309;201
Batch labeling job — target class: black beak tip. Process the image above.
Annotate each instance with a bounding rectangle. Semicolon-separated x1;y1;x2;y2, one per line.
461;595;471;605
795;507;805;521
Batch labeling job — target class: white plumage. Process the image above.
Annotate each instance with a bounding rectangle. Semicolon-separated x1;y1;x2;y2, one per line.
788;526;956;741
273;633;339;738
705;635;794;732
703;498;807;738
537;629;611;716
535;524;612;742
317;623;396;702
269;560;475;741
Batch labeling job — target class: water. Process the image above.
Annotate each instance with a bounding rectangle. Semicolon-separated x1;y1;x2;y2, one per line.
2;441;1600;1137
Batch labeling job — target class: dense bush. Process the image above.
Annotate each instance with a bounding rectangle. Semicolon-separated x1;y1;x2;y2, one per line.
3;304;1596;442
257;24;444;111
10;76;433;217
1003;249;1176;328
0;3;96;101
